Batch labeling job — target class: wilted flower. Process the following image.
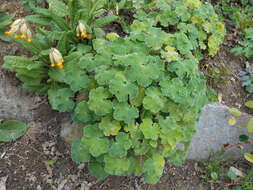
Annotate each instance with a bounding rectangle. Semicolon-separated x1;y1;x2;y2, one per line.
5;18;33;42
49;48;64;70
76;21;91;39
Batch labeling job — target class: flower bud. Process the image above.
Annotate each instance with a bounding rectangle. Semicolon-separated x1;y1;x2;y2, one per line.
76;21;90;39
76;22;86;34
49;48;64;70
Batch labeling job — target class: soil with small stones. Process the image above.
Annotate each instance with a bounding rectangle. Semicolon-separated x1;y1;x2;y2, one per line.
0;1;251;190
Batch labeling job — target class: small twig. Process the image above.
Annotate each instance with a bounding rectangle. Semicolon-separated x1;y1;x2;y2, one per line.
208;180;241;186
224;138;253;150
0;152;6;159
239;113;253;117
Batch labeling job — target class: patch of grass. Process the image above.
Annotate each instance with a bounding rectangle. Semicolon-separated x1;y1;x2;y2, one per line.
200;154;253;190
200;153;225;181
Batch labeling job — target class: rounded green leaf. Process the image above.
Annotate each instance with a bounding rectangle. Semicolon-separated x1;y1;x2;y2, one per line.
109;72;138;102
48;88;75;112
143;87;166;113
0;120;28;142
140;118;160;140
245;100;253;109
73;101;94;123
71;140;90;163
228;117;237;126
113;102;139;124
88;87;113;116
109;142;127;158
83;124;103;138
99;117;121;136
143;153;165;184
88;162;109;179
89;137;110;157
104;155;130;175
63;62;89;92
244;153;253;163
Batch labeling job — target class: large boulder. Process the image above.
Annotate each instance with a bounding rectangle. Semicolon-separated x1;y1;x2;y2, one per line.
187;103;253;160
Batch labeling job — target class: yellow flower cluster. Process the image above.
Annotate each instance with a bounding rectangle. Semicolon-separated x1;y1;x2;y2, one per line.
5;18;32;42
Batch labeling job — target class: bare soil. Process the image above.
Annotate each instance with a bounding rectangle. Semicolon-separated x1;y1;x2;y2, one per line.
0;1;251;190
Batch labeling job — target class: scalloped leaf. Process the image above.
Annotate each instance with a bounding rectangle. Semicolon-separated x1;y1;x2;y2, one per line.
140;118;160;140
73;101;95;123
113;102;139;124
99;117;121;136
88;162;109;179
88;87;113;116
143;153;165;184
126;56;163;87
143;87;167;113
104;155;131;175
109;72;138;102
109;132;132;158
71;140;90;163
83;124;103;138
48;88;75;112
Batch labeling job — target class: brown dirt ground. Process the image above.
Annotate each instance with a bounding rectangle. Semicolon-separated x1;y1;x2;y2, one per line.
0;1;252;190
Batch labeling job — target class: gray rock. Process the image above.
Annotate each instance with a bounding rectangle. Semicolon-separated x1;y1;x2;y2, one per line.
0;71;33;122
187;103;253;160
60;118;83;143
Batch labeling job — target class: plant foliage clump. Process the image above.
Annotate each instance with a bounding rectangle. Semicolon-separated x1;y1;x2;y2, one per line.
2;0;225;184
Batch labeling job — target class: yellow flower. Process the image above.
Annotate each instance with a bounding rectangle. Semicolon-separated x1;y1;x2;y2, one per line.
49;48;64;70
5;18;33;42
20;34;27;39
5;31;11;36
81;32;90;39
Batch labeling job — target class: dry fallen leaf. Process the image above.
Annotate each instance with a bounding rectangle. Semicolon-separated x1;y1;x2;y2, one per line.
218;92;223;103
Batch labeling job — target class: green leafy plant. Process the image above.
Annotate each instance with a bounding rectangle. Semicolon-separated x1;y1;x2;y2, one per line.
19;0;46;10
2;0;225;184
212;0;253;30
231;28;253;64
201;154;253;189
0;9;15;40
0;120;28;142
239;67;253;94
230;28;253;95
